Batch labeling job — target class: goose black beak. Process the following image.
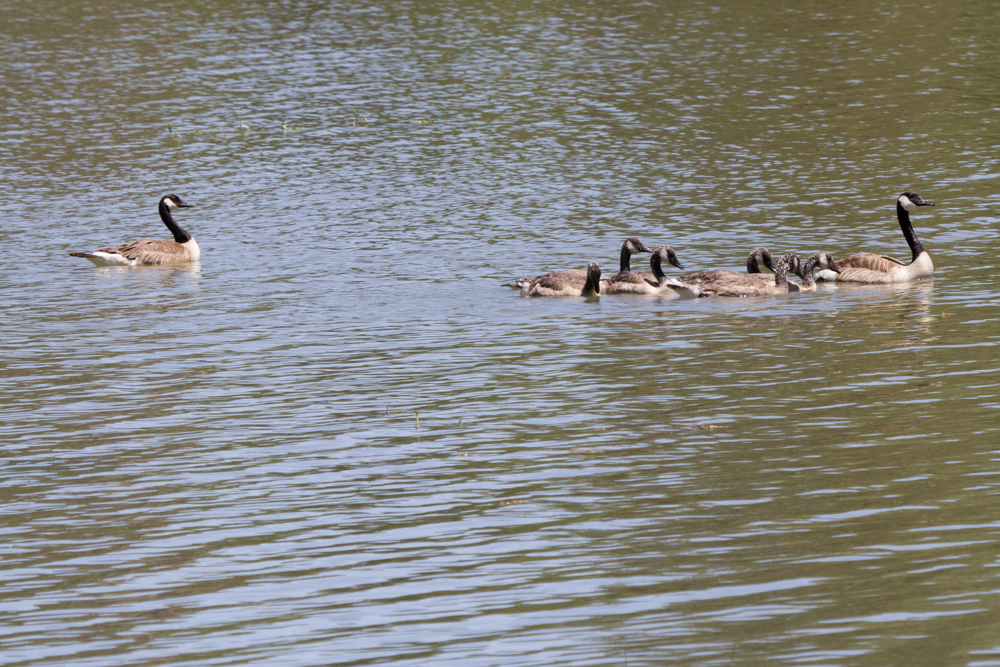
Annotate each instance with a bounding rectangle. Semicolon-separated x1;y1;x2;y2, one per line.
670;258;685;270
179;202;194;208
831;264;841;274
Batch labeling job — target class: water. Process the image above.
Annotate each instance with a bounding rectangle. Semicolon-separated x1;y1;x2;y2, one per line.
3;0;1000;664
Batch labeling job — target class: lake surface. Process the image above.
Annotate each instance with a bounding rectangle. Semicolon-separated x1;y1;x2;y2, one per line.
3;0;1000;664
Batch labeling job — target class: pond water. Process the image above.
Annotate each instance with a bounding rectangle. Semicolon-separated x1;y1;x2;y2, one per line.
2;0;1000;665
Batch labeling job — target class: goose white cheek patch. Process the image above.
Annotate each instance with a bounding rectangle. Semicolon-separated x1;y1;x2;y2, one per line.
898;195;916;211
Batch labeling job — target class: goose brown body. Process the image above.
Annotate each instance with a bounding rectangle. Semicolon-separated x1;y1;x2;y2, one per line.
522;262;602;297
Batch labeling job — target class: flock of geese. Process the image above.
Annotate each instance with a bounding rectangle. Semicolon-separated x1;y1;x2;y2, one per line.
504;191;936;297
68;191;936;298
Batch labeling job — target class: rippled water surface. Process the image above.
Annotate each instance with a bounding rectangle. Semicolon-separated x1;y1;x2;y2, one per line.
3;0;1000;665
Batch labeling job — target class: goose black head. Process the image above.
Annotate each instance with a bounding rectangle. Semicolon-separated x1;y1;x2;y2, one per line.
747;247;775;274
898;191;934;211
623;238;652;254
161;194;194;211
652;245;684;270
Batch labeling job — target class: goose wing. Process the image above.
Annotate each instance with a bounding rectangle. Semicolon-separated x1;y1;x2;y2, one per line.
531;270;587;291
836;252;905;272
97;238;188;263
819;253;904;283
606;271;658;286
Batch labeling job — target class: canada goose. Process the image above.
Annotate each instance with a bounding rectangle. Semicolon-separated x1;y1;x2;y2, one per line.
520;262;602;297
664;252;804;298
791;251;840;292
505;238;649;290
603;246;684;295
816;191;935;283
69;194;199;267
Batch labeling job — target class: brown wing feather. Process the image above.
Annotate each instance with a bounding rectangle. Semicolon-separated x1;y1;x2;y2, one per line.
607;271;657;287
533;271;587;291
835;253;904;272
523;269;584;287
830;253;904;283
97;238;189;264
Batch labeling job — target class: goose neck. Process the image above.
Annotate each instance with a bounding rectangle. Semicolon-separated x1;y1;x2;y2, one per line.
799;256;818;289
160;201;192;243
619;246;632;273
651;254;666;282
897;201;924;262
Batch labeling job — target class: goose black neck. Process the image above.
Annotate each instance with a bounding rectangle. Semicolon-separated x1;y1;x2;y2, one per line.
159;201;191;243
619;246;632;273
651;254;665;282
897;201;924;261
584;270;601;295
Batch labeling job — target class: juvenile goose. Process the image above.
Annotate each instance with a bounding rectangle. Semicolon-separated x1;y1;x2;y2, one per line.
791;251;841;292
69;194;199;267
521;262;602;297
816;191;935;283
746;247;776;274
664;252;804;298
645;246;773;297
505;238;649;290
603;246;684;295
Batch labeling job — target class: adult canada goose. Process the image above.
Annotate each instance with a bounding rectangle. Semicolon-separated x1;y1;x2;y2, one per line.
603;246;685;295
664;252;806;298
69;194;199;267
520;262;602;297
816;191;935;283
505;238;649;290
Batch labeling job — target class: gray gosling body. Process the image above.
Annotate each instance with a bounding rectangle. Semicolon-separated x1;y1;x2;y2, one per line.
505;238;649;291
665;252;805;298
522;262;602;297
603;246;685;295
816;191;935;283
650;246;776;298
69;194;199;267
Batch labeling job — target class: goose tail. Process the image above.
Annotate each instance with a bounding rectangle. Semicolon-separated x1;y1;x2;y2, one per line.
662;278;701;298
69;251;131;267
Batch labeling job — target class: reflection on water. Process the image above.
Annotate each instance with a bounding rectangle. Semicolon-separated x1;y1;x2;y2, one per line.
3;0;1000;665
